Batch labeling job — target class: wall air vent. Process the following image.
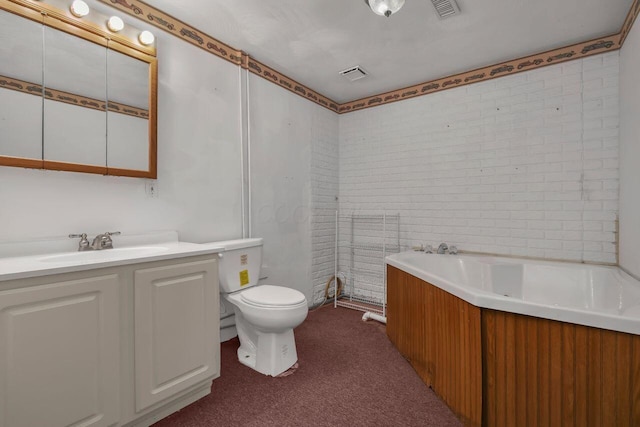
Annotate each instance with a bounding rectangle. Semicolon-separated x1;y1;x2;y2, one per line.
339;65;368;82
430;0;460;19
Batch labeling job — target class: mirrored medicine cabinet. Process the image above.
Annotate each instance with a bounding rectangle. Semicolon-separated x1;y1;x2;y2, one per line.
0;0;157;178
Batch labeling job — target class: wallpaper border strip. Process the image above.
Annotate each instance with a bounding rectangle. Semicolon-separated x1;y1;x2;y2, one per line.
0;75;149;119
98;0;640;115
338;34;621;113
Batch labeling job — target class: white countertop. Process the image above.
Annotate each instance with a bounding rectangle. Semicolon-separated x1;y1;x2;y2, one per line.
0;232;224;282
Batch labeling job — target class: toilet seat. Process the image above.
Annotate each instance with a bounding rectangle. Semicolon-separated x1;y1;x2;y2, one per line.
240;285;306;308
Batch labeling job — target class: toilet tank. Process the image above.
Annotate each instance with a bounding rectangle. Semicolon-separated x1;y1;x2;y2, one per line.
216;238;263;293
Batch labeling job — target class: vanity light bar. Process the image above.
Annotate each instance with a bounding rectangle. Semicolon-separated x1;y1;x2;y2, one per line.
67;0;152;46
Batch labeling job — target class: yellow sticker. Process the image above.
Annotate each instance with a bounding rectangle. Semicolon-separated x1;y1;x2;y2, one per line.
239;270;249;286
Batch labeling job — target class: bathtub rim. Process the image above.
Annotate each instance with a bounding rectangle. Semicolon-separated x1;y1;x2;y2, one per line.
386;251;640;336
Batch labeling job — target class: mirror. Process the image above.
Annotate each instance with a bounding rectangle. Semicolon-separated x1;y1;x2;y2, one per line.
43;25;107;171
0;8;43;167
107;46;150;173
0;1;157;178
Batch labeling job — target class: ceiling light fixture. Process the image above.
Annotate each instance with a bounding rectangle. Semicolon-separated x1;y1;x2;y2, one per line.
138;30;155;46
107;16;124;32
364;0;405;17
69;0;90;18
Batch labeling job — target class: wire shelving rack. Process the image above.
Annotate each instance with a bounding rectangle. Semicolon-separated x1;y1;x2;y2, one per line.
333;212;400;317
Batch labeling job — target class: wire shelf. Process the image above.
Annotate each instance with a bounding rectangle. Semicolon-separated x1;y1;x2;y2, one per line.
336;298;384;316
333;212;400;317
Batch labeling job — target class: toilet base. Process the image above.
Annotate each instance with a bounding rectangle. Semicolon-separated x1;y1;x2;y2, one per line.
235;313;299;376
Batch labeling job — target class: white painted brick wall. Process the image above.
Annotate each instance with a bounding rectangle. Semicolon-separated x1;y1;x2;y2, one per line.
311;107;339;304
338;52;619;264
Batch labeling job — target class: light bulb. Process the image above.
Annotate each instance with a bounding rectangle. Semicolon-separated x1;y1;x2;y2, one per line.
107;16;124;32
138;30;155;46
70;0;90;18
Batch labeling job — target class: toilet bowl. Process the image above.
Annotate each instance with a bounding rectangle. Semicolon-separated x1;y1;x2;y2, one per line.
225;285;307;376
215;238;308;376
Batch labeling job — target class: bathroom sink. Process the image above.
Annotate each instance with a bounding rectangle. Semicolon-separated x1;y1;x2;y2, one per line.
0;232;224;282
39;246;170;263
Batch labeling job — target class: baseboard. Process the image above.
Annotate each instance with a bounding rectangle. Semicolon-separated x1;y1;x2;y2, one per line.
122;381;212;427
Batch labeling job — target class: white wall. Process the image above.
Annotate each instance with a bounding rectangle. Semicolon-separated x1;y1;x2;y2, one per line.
248;75;339;302
1;1;626;302
339;53;619;264
0;24;243;244
310;100;339;304
619;22;640;278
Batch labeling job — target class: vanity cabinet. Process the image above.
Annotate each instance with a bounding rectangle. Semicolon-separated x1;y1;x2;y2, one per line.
0;254;220;427
0;274;120;427
134;260;219;412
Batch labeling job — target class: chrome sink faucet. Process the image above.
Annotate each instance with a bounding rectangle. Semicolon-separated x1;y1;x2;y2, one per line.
91;232;121;250
70;231;121;251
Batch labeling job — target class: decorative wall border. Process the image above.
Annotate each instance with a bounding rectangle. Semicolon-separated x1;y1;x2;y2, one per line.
338;34;621;113
620;0;640;46
97;0;339;112
0;74;150;118
99;0;240;65
245;58;339;112
97;0;640;115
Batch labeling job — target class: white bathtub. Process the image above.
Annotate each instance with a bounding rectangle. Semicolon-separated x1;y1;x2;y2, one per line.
386;251;640;335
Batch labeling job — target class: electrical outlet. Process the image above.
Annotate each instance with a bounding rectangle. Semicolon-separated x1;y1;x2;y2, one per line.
145;181;159;198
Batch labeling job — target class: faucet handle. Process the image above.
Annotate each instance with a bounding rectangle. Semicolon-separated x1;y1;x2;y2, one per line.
449;245;458;255
69;233;91;251
424;244;433;254
100;231;121;249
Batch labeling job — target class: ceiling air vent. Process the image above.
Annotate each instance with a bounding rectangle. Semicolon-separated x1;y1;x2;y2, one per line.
339;66;368;82
430;0;460;19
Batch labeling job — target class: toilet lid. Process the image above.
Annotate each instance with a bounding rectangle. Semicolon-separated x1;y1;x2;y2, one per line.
240;285;306;307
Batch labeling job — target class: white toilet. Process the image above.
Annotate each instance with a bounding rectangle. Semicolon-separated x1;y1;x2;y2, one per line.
216;238;308;376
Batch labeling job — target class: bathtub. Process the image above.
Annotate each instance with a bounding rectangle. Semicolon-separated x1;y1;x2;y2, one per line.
386;251;640;335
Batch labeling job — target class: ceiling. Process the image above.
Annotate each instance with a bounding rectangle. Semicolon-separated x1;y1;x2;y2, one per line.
142;0;632;103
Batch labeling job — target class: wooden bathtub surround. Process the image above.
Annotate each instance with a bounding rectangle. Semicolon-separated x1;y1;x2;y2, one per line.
386;265;483;426
386;265;640;427
482;310;640;427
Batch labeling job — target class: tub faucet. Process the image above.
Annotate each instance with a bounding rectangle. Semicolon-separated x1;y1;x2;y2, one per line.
91;231;121;250
437;243;449;254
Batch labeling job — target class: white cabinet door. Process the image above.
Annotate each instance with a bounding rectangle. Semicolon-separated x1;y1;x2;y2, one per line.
0;274;120;427
134;259;218;412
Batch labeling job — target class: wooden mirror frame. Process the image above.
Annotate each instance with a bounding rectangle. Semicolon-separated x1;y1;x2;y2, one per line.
0;0;157;178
